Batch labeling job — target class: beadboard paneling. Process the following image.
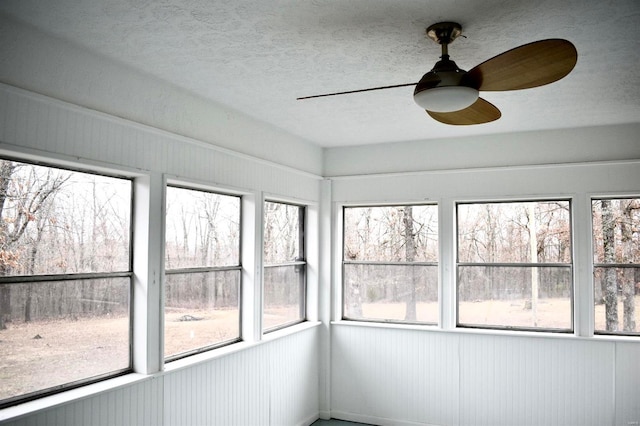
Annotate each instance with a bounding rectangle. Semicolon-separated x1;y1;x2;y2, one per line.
331;325;459;426
615;342;640;426
1;377;163;426
163;327;319;426
458;334;614;426
0;83;321;201
331;324;639;426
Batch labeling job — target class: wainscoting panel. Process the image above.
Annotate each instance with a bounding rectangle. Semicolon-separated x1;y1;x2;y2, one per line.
458;334;614;426
1;377;163;426
330;324;635;426
331;325;460;426
615;342;640;426
163;326;319;426
163;345;270;426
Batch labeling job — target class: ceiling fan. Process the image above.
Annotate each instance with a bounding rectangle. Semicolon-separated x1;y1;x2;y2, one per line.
297;22;578;125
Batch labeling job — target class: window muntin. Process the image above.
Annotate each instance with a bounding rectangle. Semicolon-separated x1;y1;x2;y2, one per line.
0;158;132;408
343;205;439;324
164;186;241;360
456;201;572;331
263;201;306;331
592;198;640;335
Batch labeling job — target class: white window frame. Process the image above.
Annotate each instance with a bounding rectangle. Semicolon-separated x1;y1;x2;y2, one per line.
453;196;576;334
262;197;308;333
0;154;138;409
163;180;244;362
590;194;640;336
340;203;440;325
454;198;575;333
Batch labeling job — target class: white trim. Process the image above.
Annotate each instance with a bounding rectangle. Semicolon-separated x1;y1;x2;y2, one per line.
241;190;262;343
0;374;151;423
0;141;148;177
326;158;640;180
331;410;439;426
573;192;594;337
132;172;165;374
165;173;254;197
440;198;456;330
165;321;320;373
330;319;640;343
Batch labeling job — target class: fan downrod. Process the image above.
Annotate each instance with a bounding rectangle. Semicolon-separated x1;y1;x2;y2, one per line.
426;22;463;45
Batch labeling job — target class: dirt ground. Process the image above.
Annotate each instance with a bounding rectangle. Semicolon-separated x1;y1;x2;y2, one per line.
0;305;300;402
2;298;638;402
164;307;240;358
361;296;640;331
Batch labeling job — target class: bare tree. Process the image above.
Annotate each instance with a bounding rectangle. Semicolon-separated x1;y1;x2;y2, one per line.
0;161;68;328
403;206;417;321
620;200;639;331
600;200;618;331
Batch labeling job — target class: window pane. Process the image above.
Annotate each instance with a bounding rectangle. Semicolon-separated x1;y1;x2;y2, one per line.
263;265;305;330
592;198;640;334
344;205;438;262
164;270;240;359
592;199;640;264
458;265;572;330
343;205;439;324
165;187;240;269
0;278;130;403
457;201;571;263
263;201;305;332
264;202;304;264
0;159;131;275
594;267;640;334
344;264;438;323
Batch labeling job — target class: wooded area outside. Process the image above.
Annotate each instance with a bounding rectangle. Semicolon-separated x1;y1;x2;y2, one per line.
592;198;640;333
457;201;572;330
343;200;639;333
164;186;241;359
0;158;132;405
343;205;438;323
263;201;306;331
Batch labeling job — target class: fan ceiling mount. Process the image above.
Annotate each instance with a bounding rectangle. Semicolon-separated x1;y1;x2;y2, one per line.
297;22;578;126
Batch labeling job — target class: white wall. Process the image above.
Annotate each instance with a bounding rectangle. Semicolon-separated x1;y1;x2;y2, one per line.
331;324;640;426
0;83;322;426
323;123;640;177
327;133;640;425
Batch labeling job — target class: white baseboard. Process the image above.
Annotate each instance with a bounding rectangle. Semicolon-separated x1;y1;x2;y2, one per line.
330;410;441;426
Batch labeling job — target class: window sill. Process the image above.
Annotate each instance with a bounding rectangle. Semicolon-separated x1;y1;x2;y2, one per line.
1;321;321;423
0;373;150;423
331;319;640;343
164;320;321;374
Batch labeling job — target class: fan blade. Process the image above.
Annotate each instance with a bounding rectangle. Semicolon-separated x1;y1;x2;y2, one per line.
297;82;417;100
427;97;501;125
465;39;577;91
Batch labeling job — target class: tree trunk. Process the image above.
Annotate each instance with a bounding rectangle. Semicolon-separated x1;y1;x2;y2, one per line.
621;201;636;331
601;200;618;331
0;161;16;329
527;204;539;327
403;206;417;321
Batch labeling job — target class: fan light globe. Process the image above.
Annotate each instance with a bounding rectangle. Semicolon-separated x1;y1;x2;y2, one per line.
413;86;479;112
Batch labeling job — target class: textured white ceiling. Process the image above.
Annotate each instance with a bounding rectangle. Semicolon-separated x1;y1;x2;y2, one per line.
0;0;639;148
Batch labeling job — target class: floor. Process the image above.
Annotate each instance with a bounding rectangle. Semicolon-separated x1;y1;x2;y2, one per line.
311;420;373;426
